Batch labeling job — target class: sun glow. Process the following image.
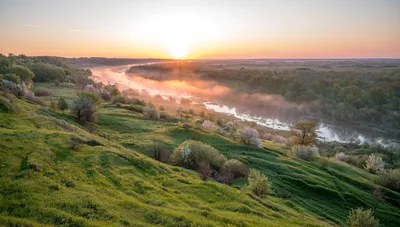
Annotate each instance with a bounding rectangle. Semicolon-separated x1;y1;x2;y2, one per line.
135;11;220;59
168;42;187;59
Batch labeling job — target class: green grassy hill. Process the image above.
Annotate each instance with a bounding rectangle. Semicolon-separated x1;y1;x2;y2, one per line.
1;83;399;226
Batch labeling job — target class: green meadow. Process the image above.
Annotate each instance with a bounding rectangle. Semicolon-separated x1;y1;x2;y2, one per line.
1;82;399;227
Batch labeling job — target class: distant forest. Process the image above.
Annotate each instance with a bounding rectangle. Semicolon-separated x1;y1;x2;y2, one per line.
127;61;400;131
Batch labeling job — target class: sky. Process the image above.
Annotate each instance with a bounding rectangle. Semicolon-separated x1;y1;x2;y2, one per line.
0;0;399;59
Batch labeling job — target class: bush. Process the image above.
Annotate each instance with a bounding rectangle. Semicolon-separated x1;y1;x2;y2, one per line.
335;152;347;162
111;95;127;104
132;98;145;106
50;101;57;110
262;133;273;140
364;154;385;173
54;80;60;86
1;79;25;97
110;87;120;96
172;140;226;170
272;135;287;144
0;97;12;113
70;93;98;122
202;120;215;130
57;97;68;112
3;74;20;84
100;91;111;101
143;107;160;119
150;141;171;163
34;87;52;96
375;169;400;192
220;159;249;184
248;169;270;197
290;145;319;160
235;127;262;148
347;208;379;227
24;94;46;106
198;162;212;180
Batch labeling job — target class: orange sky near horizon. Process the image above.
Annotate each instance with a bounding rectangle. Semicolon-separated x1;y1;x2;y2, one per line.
1;0;399;59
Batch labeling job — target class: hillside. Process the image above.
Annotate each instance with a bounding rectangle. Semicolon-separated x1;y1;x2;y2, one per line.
1;82;399;226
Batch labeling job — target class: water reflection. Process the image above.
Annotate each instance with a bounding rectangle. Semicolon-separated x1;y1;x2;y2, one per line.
91;64;399;147
204;102;399;147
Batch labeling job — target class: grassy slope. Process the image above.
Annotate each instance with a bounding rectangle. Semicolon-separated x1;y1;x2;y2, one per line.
1;83;399;226
1;85;327;226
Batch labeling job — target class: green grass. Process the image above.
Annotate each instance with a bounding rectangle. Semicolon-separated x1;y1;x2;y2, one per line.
1;82;399;226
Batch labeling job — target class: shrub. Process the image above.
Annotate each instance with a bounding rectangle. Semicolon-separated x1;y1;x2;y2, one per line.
373;186;384;201
335;152;347;162
262;133;273;140
100;91;111;101
159;105;165;111
57;97;68;112
50;101;57;110
216;118;224;126
290;145;319;160
159;112;170;120
198;162;212;180
248;169;270;197
2;79;25;97
131;98;145;106
364;154;385;173
172;140;226;170
3;73;20;84
24;94;46;106
112;95;127;104
34;87;52;96
143;107;160;119
347;155;368;169
54;80;60;86
374;169;400;192
347;208;379;227
110;87;120;96
272;135;287;144
318;158;329;167
235;127;262;148
150;141;171;163
70;93;98;122
11;84;24;97
0;97;12;113
202;120;215;130
220;159;249;184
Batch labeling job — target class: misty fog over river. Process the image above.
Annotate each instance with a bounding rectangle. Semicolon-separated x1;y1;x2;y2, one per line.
91;64;400;147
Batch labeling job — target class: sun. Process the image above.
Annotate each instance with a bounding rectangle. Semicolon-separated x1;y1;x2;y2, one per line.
168;43;187;59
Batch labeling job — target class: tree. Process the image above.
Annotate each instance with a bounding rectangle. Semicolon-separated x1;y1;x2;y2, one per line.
57;97;68;112
291;121;317;146
368;87;387;105
70;92;100;122
339;86;363;108
10;65;34;82
30;63;65;82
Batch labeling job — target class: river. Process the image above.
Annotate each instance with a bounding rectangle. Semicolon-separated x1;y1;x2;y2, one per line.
91;64;400;147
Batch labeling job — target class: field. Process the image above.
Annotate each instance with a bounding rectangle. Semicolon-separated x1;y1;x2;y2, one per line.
1;82;399;226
